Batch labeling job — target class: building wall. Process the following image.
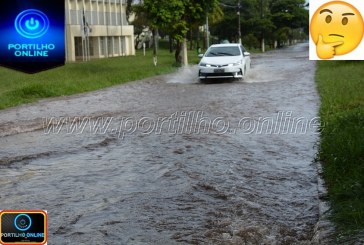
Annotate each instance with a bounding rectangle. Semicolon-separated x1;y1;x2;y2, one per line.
65;0;135;62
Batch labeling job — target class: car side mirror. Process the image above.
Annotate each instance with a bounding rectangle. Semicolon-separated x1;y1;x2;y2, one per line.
198;54;204;58
243;52;250;57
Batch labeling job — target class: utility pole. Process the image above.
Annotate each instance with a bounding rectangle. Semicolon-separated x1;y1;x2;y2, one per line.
153;28;158;66
237;0;242;44
260;0;265;52
206;15;210;48
220;1;242;44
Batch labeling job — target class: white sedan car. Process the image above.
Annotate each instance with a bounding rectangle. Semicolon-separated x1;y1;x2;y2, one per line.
198;43;251;81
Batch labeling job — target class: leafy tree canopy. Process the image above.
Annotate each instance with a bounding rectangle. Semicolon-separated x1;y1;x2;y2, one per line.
143;0;220;41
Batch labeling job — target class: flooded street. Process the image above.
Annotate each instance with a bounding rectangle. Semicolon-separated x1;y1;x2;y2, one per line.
0;43;321;244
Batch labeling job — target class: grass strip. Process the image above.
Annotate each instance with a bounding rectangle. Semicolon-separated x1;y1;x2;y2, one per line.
0;49;201;110
316;61;364;239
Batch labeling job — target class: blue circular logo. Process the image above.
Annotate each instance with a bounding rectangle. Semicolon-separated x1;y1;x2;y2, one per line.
14;214;32;231
15;9;50;39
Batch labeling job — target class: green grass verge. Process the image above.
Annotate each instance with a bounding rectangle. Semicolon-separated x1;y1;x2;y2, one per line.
316;61;364;239
0;49;200;110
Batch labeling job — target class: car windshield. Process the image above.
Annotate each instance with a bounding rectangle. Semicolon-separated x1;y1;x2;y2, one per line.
205;46;241;57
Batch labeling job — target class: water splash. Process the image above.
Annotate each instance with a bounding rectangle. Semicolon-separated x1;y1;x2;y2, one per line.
167;66;199;84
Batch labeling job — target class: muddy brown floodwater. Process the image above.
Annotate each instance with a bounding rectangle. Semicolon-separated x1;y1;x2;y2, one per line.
0;43;322;244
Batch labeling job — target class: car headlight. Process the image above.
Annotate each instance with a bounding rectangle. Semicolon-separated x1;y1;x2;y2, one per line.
199;63;212;67
228;60;242;66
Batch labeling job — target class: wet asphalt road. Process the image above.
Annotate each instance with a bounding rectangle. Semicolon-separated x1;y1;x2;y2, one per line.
0;43;321;244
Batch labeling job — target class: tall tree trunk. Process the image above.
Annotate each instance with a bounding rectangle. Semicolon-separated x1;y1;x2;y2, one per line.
261;38;265;52
175;40;182;64
153;28;158;66
169;36;173;53
152;29;158;56
203;29;206;50
183;37;188;66
189;29;193;50
197;27;200;51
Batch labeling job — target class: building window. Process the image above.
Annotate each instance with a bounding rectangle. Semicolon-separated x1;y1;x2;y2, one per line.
121;36;126;55
85;11;92;25
70;10;78;25
100;37;106;56
121;13;127;25
111;12;117;26
75;37;94;58
92;11;98;25
114;37;120;54
108;37;113;55
99;12;105;25
75;37;83;57
105;12;111;25
89;38;94;56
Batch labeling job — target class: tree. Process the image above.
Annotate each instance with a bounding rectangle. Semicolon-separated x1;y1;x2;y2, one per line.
211;0;307;50
212;0;267;44
143;0;220;65
125;0;133;23
130;4;152;49
269;0;308;46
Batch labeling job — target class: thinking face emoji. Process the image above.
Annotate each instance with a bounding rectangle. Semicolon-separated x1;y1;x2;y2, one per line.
310;1;364;59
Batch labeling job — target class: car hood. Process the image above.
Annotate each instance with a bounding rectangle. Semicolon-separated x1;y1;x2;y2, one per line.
200;56;242;65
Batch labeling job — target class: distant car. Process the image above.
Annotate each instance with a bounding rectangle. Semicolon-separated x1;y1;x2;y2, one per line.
198;43;251;81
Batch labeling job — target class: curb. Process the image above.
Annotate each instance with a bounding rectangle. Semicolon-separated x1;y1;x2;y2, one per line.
311;162;336;244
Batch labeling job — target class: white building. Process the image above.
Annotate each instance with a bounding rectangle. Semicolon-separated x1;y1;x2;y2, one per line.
65;0;135;61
